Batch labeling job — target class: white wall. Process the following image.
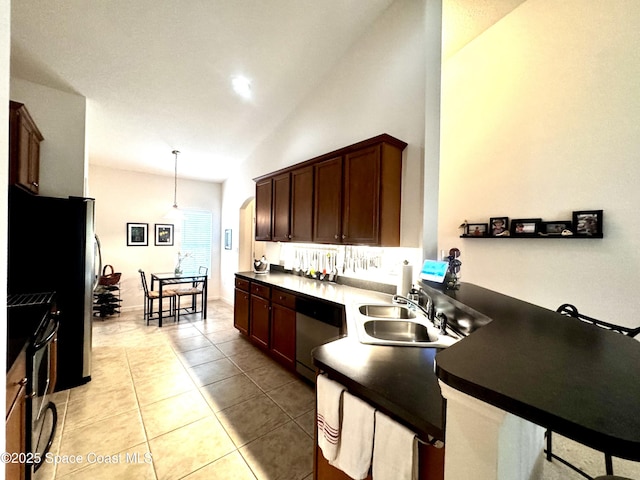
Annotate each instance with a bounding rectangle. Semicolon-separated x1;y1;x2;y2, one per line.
439;0;640;325
10;77;87;197
89;165;222;310
220;0;428;303
1;0;11;456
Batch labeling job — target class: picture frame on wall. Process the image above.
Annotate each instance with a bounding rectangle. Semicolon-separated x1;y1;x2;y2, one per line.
224;229;232;250
127;223;148;246
541;220;572;236
466;223;488;237
510;218;541;236
572;210;603;236
155;224;174;246
489;217;509;237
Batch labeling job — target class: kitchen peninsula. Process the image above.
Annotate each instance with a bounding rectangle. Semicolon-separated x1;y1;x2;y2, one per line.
234;270;640;480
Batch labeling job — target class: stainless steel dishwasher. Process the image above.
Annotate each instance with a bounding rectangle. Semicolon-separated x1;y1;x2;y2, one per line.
295;297;344;382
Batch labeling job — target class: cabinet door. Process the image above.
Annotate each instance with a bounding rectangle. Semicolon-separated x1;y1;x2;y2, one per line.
290;165;314;242
343;145;380;245
28;134;41;193
313;157;343;244
234;287;250;335
5;385;26;480
272;172;292;242
255;178;273;241
270;303;296;369
250;294;270;348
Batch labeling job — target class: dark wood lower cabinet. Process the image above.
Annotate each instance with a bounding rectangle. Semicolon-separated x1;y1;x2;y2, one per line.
270;303;296;369
233;287;250;335
314;442;444;480
250;294;270;348
6;346;27;480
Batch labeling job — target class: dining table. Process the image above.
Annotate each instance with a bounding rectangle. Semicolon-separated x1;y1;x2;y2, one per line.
150;271;208;327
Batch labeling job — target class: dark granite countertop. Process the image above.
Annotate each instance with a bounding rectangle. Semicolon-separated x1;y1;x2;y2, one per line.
430;282;640;461
236;270;447;441
240;271;640;456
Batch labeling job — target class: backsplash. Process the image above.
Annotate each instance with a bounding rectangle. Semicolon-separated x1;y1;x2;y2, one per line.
259;242;423;293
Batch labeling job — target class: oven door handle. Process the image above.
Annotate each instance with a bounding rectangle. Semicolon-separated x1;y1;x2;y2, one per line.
33;313;60;351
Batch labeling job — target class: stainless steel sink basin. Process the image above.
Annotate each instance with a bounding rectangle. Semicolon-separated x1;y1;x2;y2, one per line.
358;304;417;319
353;303;461;348
363;320;438;343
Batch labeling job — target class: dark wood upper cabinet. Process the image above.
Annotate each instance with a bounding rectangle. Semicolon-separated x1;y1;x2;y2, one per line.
9;101;43;195
313;157;343;244
343;145;381;245
290;165;314;242
255;178;273;241
253;134;406;246
272;172;292;242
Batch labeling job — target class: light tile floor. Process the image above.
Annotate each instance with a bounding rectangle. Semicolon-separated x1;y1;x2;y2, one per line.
34;299;640;480
38;301;314;480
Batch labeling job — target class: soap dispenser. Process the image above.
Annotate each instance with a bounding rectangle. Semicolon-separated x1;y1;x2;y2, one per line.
408;285;420;303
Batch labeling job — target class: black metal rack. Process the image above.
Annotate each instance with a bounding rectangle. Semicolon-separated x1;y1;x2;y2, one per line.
93;284;121;318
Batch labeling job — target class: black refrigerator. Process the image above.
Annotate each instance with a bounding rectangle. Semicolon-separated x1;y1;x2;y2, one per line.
8;186;96;391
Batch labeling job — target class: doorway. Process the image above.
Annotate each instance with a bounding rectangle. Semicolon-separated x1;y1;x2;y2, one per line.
238;198;255;272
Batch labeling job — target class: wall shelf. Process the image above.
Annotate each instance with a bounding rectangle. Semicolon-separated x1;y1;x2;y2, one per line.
460;234;603;239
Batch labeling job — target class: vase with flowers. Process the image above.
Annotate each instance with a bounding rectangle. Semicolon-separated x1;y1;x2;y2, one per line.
175;251;191;275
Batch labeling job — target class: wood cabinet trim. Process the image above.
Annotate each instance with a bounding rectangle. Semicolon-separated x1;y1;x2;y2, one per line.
252;133;407;182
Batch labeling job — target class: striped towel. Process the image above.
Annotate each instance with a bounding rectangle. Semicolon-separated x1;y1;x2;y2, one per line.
316;374;346;461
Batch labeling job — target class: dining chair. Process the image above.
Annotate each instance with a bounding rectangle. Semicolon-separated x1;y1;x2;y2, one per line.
544;303;640;479
174;266;208;322
138;269;176;325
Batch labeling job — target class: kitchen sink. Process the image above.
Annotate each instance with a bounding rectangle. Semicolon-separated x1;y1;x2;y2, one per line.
353;303;461;348
363;320;437;342
358;304;417;319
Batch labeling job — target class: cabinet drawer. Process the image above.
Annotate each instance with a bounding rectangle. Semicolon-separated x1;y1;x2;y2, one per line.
6;345;27;417
271;288;296;309
235;277;250;292
251;282;271;299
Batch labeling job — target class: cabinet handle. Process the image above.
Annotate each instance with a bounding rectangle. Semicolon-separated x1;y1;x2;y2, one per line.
342;235;346;239
17;377;28;387
27;392;37;399
288;234;292;239
32;181;39;187
334;234;339;239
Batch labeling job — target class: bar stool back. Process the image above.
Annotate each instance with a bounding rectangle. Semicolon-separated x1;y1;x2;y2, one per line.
544;304;640;479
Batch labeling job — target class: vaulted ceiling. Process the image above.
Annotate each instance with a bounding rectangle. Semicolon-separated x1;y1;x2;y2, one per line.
11;0;526;182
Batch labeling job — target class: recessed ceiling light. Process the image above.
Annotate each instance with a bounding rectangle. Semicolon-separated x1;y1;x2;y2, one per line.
232;75;252;99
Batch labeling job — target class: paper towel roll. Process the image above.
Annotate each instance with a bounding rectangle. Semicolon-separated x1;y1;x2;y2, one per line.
397;262;413;296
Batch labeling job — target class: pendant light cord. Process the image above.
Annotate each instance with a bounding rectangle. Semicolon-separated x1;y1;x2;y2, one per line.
172;150;180;208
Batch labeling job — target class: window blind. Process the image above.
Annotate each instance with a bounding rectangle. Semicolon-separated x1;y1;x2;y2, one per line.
180;210;212;275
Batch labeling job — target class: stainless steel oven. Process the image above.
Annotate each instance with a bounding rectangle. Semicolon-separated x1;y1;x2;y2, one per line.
29;310;59;476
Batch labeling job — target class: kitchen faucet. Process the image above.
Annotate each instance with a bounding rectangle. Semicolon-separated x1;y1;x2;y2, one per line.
392;292;435;321
392;289;448;335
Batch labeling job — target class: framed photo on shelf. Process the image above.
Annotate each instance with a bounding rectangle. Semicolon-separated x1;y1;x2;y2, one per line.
127;223;148;246
489;217;509;237
154;224;174;246
510;218;541;236
466;223;488;237
572;210;603;236
541;221;572;236
224;229;232;250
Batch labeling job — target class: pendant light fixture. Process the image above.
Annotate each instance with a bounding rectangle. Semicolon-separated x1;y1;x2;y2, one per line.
164;149;182;220
171;149;180;209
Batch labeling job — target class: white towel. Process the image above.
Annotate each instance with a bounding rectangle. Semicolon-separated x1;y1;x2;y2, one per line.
330;392;375;480
372;411;418;480
316;374;346;462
